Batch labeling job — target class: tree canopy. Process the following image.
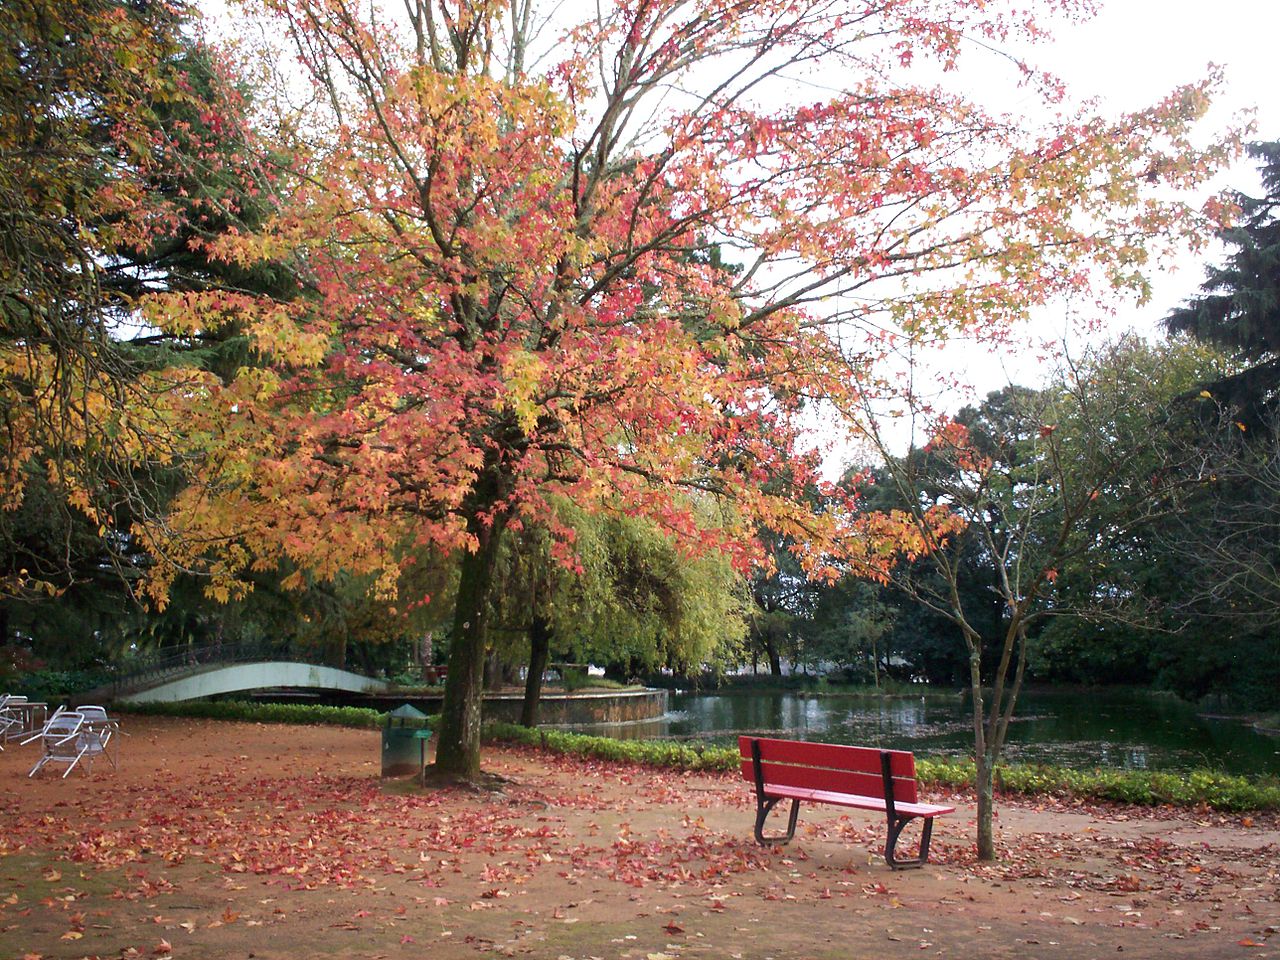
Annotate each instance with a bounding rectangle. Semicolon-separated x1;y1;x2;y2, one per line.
130;0;1232;777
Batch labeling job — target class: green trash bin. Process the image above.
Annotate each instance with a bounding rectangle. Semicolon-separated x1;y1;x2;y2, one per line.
382;704;431;777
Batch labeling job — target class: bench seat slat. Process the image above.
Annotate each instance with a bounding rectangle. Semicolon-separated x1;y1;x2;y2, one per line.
739;736;916;779
739;759;916;803
760;782;954;818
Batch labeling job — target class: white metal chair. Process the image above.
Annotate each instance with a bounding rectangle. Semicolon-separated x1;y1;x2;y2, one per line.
0;696;20;749
0;695;34;747
17;704;67;744
74;705;122;770
27;711;94;778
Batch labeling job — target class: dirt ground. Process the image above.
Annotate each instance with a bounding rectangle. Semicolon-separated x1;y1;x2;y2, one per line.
0;717;1276;960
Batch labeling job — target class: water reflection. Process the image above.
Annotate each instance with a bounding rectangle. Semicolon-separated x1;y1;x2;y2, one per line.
558;689;1280;776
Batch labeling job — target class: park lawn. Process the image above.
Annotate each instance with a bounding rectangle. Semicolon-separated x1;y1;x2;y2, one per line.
0;717;1276;959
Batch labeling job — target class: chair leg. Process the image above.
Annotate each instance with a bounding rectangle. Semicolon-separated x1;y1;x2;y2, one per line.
62;746;89;778
754;797;800;845
885;815;934;870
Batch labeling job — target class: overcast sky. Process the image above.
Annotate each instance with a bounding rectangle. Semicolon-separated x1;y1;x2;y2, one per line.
809;0;1280;465
1024;0;1275;327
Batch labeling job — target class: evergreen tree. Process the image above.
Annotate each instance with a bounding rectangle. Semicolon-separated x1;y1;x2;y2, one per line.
1165;141;1280;421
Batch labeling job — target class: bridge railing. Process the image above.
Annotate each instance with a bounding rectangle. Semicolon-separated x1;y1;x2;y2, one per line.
108;639;296;697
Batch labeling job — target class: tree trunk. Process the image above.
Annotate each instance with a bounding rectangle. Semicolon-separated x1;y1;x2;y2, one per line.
764;632;783;676
325;632;348;670
975;751;997;861
520;612;551;728
483;649;502;690
435;517;507;779
966;641;999;861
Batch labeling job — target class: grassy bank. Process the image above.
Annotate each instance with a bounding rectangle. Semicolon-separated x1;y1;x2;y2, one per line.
486;722;1280;813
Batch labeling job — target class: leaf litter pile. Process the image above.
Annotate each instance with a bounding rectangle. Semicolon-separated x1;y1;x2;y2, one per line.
1;718;1275;959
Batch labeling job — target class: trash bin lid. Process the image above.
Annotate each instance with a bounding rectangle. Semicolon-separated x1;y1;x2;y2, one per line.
387;704;429;725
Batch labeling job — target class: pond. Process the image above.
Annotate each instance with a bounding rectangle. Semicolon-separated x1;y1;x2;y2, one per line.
570;688;1280;777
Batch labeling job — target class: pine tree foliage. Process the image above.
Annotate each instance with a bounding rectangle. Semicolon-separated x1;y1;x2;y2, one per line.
1165;141;1280;418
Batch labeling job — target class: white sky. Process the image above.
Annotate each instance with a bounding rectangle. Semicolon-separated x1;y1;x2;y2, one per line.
825;0;1280;466
1037;0;1277;326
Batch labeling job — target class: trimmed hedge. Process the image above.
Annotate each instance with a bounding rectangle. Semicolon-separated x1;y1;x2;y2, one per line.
490;723;738;771
123;699;396;730
486;722;1280;812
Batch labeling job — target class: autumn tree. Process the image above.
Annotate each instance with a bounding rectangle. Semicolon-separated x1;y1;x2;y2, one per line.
147;0;1233;779
0;0;285;642
850;336;1219;858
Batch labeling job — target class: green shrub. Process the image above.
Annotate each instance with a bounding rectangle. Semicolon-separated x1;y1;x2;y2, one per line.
487;723;740;772
8;668;114;703
487;725;1280;812
122;699;407;730
576;677;635;691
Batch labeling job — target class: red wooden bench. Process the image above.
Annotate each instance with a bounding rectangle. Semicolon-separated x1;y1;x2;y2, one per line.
739;736;955;869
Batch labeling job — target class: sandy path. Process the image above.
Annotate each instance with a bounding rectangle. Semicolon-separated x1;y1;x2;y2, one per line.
0;716;1276;959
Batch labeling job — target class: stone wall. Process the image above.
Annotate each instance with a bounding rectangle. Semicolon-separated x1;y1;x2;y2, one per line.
354;687;668;725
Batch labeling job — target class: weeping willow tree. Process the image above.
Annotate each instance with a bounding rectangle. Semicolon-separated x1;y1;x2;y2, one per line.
487;499;748;726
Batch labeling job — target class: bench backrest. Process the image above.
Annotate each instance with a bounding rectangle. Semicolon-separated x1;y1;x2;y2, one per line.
738;736;918;804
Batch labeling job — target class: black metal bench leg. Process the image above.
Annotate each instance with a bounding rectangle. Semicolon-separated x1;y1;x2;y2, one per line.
885;815;933;870
754;797;800;845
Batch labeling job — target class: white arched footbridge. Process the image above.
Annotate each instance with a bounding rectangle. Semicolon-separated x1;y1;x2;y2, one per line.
117;661;392;704
83;642;394;705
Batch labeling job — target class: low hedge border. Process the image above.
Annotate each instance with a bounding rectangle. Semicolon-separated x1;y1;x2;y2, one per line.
123;699;395;730
486;722;1280;813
